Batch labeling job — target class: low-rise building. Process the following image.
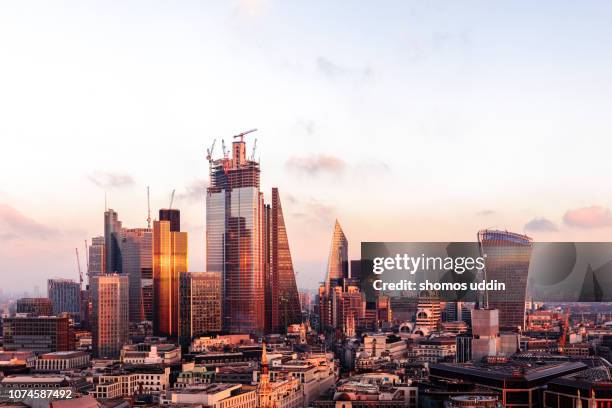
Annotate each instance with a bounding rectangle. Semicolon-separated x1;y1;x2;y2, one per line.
35;351;90;372
92;365;170;400
161;383;256;407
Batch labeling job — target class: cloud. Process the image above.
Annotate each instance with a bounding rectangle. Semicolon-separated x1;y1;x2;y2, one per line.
476;210;495;216
88;171;135;188
177;179;208;202
286;154;346;176
316;57;372;81
290;198;335;224
563;205;612;228
0;204;57;240
524;217;558;232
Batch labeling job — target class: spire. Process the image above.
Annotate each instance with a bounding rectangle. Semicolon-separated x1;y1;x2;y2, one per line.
261;342;269;375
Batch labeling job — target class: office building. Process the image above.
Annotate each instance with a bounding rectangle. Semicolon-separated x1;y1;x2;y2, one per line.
265;188;301;333
153;219;188;337
16;298;53;317
2;316;74;353
414;290;442;335
91;274;129;358
206;135;265;335
104;208;123;274
87;236;105;277
35;351;90;372
159;208;180;232
179;272;222;345
324;220;348;293
47;279;81;318
478;229;533;330
121;227;152;323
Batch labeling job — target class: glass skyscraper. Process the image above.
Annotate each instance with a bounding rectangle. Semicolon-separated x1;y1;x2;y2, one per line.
478;229;533;330
91;274;129;358
121;227;152;323
207;137;265;334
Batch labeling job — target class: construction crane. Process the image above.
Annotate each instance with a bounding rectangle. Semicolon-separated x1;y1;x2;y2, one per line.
75;248;83;289
169;189;176;210
233;128;257;141
251;138;258;160
221;139;228;158
206;139;217;162
146;186;151;228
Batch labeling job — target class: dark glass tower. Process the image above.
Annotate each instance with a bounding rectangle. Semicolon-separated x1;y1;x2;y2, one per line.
478;229;533;330
159;209;181;232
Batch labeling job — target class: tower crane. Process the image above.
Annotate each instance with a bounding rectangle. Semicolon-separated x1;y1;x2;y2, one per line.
206;139;217;162
169;189;176;210
251;138;258;160
75;248;83;289
233;128;257;141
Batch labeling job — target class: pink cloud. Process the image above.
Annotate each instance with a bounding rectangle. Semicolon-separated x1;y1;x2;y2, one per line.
563;205;612;228
0;204;57;240
285;154;346;176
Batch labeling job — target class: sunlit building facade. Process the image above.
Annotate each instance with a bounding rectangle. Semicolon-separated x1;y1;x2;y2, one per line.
47;278;81;318
91;274;129;358
478;229;533;330
153;220;188;337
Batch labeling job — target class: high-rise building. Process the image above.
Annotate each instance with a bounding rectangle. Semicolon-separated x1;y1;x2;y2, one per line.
121;228;153;323
478;230;533;330
2;316;74;353
159;208;180;232
325;220;349;293
16;298;53;317
47;279;81;318
153;220;188;337
104;209;123;274
178;272;222;345
206;136;265;335
265;188;301;333
88;236;105;277
91;274;129;358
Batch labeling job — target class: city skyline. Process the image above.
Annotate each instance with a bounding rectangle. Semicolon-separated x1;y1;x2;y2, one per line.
4;1;612;291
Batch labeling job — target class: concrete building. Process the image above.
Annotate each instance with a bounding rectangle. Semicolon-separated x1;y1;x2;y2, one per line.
93;365;170;399
35;351;90;372
91;274;129;358
162;383;257;407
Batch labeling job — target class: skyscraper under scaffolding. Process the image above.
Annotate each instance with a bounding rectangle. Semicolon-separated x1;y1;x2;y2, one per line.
206;132;301;335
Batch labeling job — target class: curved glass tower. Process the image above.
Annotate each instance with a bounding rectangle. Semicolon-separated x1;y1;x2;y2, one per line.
477;229;533;330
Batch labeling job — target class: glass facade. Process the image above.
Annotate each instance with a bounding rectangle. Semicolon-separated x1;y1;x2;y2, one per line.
121;228;152;323
153;220;188;337
478;229;533;330
325;220;349;293
178;271;222;346
47;279;81;317
206;139;265;335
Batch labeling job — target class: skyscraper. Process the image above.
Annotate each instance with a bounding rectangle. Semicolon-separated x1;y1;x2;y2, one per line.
478;229;533;330
325;220;348;293
265;188;301;333
91;274;129;358
159;208;180;232
121;228;152;323
206;135;265;335
178;272;222;345
153;219;188;337
104;209;123;274
47;279;81;318
88;236;105;277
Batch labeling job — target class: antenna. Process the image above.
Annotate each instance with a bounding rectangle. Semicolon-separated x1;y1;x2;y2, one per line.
169;189;176;210
147;186;151;228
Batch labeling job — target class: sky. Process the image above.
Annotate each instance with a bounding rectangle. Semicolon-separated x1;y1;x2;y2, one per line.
1;0;612;293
